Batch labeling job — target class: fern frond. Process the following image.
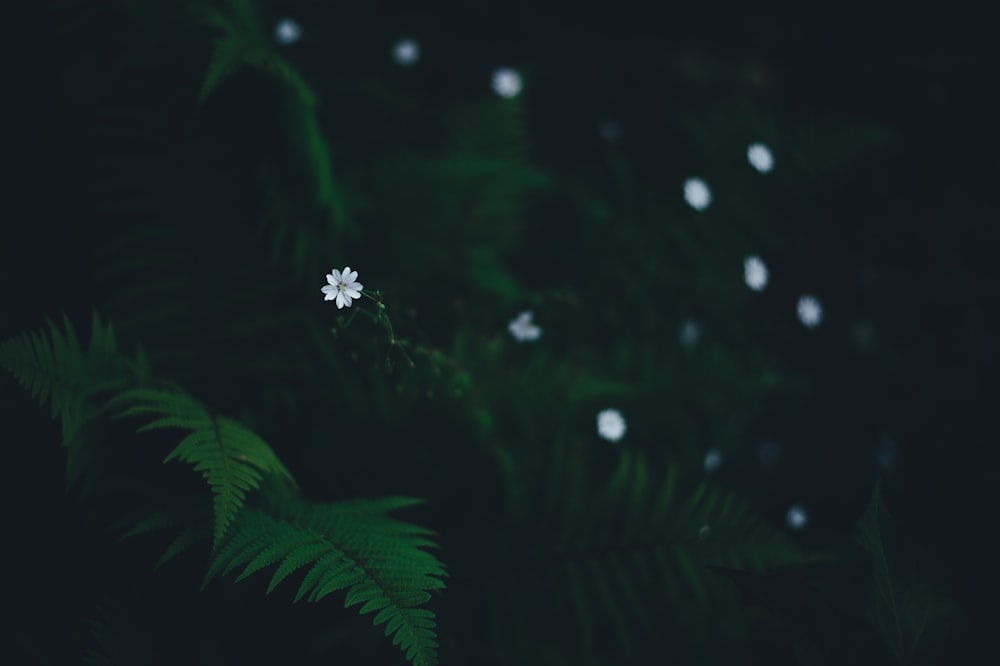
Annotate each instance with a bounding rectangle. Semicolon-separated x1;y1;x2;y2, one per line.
0;311;125;445
112;387;298;546
206;499;446;666
197;0;346;230
114;493;213;570
468;447;814;656
198;0;303;104
84;603;155;666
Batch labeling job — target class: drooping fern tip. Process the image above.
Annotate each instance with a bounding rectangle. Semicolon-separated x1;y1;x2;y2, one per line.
206;501;446;666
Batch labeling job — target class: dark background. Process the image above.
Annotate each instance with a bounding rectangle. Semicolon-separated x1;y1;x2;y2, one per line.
3;1;997;663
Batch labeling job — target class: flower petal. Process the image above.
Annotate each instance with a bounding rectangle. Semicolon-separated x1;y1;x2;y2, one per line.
343;288;361;299
336;292;346;308
341;293;353;307
344;269;358;283
330;269;342;283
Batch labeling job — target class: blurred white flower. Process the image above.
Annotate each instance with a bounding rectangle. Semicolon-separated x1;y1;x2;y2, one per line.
679;319;701;348
491;67;523;99
274;18;302;45
393;38;420;66
703;449;722;473
321;266;364;309
875;433;898;472
598;120;622;143
851;320;876;350
747;142;774;173
757;439;780;467
683;178;712;211
786;504;809;530
743;255;769;291
507;310;542;342
797;295;823;328
597;408;627;442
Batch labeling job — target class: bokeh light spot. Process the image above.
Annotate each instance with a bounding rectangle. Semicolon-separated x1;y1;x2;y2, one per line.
597;408;627;442
743;255;769;291
274;18;302;46
851;320;876;350
507;310;542;342
393;38;420;66
797;295;823;328
704;449;722;473
491;67;523;99
747;142;775;173
679;319;701;348
599;121;622;143
786;504;809;530
683;178;712;211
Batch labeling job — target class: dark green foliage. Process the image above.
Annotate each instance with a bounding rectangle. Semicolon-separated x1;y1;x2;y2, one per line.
2;315;447;665
855;481;959;664
0;312;147;493
458;446;813;661
6;0;978;664
115;499;213;570
708;565;894;666
0;312;125;446
84;604;156;666
199;0;348;230
206;499;446;666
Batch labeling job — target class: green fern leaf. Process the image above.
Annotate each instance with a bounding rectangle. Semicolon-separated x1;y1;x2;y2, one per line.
0;311;124;446
197;0;346;229
199;0;273;103
207;500;446;666
469;446;814;655
112;387;297;546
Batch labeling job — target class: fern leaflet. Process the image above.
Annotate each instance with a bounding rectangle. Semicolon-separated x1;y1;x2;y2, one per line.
112;387;297;546
0;311;126;446
466;446;815;657
206;499;446;666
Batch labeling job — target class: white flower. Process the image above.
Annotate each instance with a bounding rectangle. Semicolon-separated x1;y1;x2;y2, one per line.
679;319;701;348
703;449;722;473
274;18;302;45
507;310;542;342
786;504;809;530
321;266;364;309
743;255;769;291
683;178;712;211
393;38;420;66
747;142;774;173
491;67;523;99
597;408;626;442
797;294;823;328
